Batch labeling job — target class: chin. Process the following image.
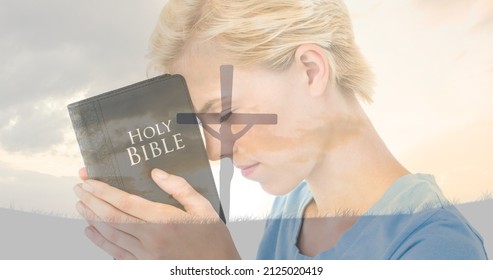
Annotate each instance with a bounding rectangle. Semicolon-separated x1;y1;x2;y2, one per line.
259;180;302;196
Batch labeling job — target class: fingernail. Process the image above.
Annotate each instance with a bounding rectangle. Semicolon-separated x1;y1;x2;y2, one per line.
153;169;169;181
81;182;94;193
73;184;83;198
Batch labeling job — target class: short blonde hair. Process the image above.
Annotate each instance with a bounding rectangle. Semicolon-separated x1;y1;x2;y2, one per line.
147;0;375;102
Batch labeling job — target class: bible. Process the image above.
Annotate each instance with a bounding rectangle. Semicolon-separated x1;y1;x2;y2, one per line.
67;74;223;220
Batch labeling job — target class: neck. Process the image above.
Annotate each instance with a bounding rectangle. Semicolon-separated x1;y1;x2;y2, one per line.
306;100;409;217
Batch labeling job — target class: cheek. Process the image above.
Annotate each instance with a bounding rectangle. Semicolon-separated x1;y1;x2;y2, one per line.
234;119;323;164
233;120;323;195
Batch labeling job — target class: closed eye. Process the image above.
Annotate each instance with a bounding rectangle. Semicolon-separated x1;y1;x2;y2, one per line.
219;111;233;123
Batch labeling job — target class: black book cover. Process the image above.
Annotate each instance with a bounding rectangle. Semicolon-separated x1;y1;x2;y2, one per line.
67;74;222;219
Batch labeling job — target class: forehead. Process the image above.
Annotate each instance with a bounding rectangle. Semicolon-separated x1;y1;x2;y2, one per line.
170;42;229;84
170;53;224;110
170;50;293;114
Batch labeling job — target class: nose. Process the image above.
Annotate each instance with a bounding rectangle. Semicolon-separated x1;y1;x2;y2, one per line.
204;127;221;161
203;125;237;161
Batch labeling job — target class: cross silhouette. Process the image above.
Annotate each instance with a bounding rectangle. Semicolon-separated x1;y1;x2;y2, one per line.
177;65;278;222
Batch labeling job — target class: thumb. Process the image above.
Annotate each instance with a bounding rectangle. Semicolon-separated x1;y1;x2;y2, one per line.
151;168;218;219
79;167;89;180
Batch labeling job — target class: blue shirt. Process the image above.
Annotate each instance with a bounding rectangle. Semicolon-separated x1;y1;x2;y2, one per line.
256;174;488;259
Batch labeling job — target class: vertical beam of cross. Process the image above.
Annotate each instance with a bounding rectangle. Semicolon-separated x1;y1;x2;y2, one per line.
177;65;277;222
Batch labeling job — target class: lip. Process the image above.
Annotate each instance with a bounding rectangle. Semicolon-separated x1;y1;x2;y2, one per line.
237;163;260;178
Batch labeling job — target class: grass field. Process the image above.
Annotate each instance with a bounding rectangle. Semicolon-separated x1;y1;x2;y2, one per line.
1;199;492;260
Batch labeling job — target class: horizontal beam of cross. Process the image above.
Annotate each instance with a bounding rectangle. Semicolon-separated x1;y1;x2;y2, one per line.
177;113;278;125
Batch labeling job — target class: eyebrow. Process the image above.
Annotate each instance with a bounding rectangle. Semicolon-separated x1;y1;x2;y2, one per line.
198;96;232;113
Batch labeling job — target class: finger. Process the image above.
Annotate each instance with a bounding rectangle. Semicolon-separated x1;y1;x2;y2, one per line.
85;218;145;259
76;200;143;236
85;225;137;260
151;168;218;219
79;167;89;180
78;180;180;222
74;183;142;224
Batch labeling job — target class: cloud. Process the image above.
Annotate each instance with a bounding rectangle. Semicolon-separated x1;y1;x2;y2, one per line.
400;121;493;203
0;0;165;152
352;0;493;149
414;0;493;32
414;0;473;24
0;161;79;214
0;104;67;152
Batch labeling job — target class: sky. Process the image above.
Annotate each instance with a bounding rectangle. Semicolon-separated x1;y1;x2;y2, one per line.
0;0;492;218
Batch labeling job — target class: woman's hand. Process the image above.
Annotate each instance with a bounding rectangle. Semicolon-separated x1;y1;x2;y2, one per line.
74;168;240;260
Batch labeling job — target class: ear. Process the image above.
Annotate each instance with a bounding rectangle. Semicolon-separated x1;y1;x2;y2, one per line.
294;44;330;97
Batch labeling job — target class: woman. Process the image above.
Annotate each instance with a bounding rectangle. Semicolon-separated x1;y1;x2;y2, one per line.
74;0;487;259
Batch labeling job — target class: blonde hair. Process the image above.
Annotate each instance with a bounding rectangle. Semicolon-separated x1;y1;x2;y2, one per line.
147;0;375;102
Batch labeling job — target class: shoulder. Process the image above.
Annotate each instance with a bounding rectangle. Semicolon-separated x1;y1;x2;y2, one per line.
366;173;449;216
342;205;488;259
360;173;487;259
390;206;488;259
372;173;487;259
